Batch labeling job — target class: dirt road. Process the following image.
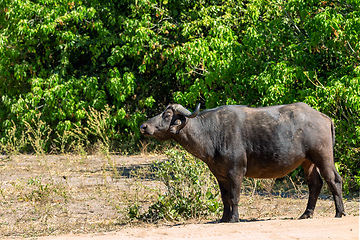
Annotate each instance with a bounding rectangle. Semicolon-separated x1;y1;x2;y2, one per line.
25;216;358;240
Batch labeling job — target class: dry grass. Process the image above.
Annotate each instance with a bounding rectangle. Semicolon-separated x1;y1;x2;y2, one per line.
0;154;160;238
0;154;359;238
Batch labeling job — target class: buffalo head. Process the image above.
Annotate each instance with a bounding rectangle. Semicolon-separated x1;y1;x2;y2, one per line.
140;104;200;141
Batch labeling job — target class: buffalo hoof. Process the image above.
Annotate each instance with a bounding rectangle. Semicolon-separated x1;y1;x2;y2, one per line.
335;211;346;218
219;216;239;223
219;219;239;223
299;211;313;219
219;217;230;223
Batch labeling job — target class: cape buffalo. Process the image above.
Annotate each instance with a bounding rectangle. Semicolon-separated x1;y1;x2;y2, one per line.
140;102;345;222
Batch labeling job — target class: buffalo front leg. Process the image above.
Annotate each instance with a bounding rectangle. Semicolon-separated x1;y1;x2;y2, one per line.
218;182;231;223
217;172;243;223
299;160;323;219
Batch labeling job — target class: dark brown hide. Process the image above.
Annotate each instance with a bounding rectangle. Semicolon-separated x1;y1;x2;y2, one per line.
140;102;345;223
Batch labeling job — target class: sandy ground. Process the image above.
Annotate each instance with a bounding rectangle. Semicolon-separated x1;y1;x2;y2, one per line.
1;154;359;239
20;216;359;240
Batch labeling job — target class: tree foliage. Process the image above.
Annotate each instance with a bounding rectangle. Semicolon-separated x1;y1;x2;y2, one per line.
0;0;359;190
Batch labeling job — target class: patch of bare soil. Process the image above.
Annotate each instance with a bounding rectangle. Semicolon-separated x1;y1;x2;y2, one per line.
0;154;166;237
0;154;359;239
23;216;360;240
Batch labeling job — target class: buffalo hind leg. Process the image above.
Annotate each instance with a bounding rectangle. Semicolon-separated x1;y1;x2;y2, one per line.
300;160;323;219
319;166;346;218
310;150;346;218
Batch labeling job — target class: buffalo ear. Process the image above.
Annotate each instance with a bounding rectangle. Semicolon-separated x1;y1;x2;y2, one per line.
170;119;185;134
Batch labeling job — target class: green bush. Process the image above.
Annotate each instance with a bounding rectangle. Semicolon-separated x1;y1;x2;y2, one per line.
0;1;359;190
131;149;221;222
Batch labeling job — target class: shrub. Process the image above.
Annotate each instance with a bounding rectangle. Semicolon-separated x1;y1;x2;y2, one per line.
131;149;221;222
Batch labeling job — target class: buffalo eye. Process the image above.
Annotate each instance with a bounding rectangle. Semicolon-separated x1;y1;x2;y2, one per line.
163;112;171;120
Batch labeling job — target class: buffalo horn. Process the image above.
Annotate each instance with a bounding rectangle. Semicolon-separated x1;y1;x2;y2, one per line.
174;103;200;118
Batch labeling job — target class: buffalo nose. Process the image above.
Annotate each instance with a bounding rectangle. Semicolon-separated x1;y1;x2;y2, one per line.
140;124;147;133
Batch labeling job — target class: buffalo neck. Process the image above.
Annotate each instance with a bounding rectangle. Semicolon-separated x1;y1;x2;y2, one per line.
172;116;211;162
